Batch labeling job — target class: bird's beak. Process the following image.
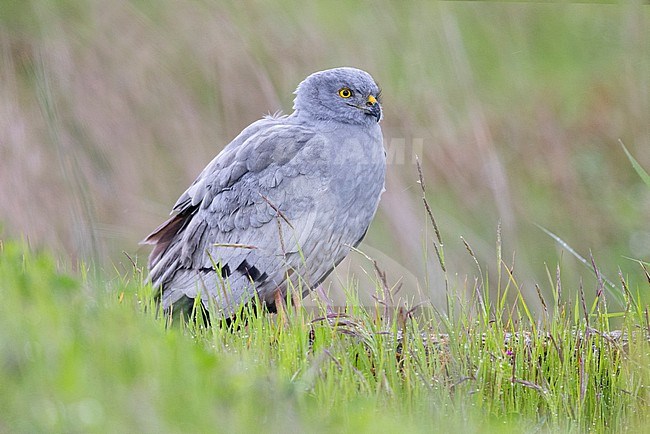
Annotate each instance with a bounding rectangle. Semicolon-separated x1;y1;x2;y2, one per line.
365;95;382;122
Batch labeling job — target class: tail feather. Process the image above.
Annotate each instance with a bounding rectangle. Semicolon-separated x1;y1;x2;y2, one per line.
141;208;196;268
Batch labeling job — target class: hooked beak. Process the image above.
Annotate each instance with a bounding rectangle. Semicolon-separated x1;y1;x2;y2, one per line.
364;94;382;122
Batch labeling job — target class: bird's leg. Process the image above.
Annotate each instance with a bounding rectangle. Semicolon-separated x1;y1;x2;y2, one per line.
290;286;303;310
274;288;289;326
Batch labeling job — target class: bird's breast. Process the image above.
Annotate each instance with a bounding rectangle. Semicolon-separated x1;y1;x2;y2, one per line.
325;130;385;206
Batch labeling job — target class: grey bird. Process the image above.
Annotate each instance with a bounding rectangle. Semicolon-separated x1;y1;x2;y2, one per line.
142;67;385;319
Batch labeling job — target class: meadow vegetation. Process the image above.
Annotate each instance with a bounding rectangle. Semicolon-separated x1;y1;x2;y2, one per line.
1;230;649;432
2;1;650;432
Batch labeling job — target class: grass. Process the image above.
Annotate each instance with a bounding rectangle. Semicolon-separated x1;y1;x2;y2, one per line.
2;233;648;433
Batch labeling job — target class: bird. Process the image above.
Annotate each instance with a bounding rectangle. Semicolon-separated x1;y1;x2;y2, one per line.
142;67;386;320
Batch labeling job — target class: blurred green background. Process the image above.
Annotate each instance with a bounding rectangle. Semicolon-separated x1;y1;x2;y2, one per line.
1;0;649;309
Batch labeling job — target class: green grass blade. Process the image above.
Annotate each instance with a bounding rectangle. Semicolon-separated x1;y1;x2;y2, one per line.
620;140;650;188
535;224;625;306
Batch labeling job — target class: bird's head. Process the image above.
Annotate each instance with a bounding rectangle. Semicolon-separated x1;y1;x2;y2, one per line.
293;67;382;125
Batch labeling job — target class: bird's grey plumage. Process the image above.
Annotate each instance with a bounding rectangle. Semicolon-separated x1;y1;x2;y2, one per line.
143;67;386;317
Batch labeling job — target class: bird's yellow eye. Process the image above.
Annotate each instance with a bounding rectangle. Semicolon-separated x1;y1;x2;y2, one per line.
338;88;353;98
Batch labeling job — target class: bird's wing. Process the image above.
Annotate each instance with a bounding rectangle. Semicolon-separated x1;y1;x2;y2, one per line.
143;120;331;314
